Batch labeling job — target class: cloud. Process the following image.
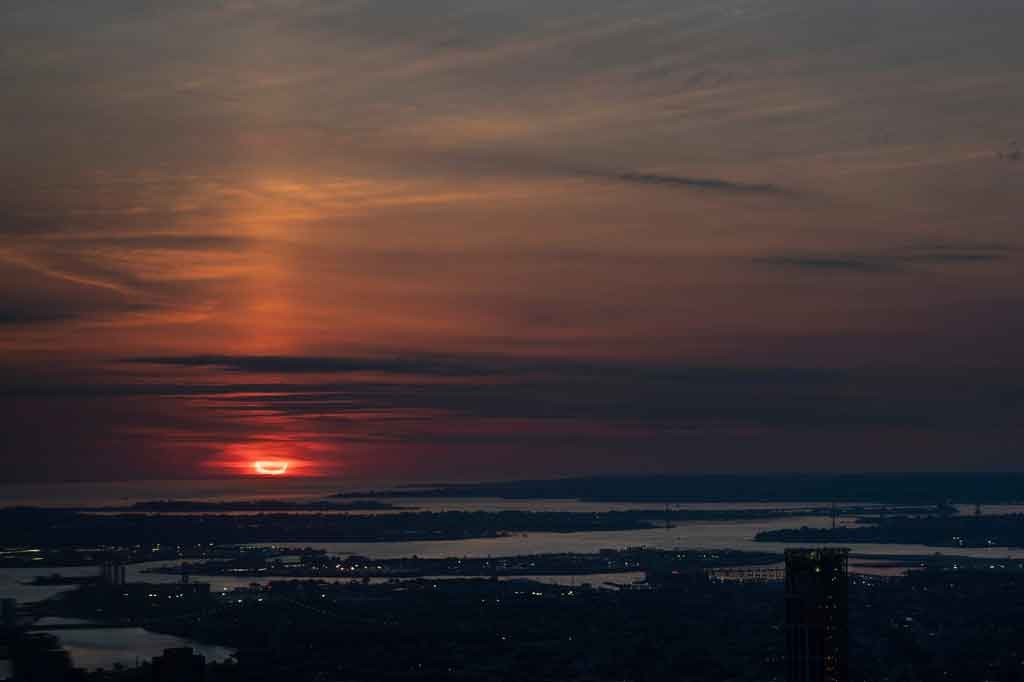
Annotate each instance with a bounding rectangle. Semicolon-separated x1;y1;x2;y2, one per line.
897;243;1015;265
125;354;843;384
0;300;162;327
97;354;1020;433
755;243;1016;273
753;256;885;272
66;235;250;251
127;354;512;377
606;171;787;195
0;252;171;327
0;306;77;326
6;354;1024;481
0;205;61;236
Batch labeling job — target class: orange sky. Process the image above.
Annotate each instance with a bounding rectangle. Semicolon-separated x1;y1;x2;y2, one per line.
2;1;1023;481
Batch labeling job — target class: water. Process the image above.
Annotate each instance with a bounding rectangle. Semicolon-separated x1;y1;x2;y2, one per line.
349;571;648;588
4;510;1024;601
7;517;1022;606
5;480;1024;603
245;514;1024;561
12;479;1024;514
370;498;829;515
32;618;234;672
0;478;382;508
245;515;835;559
0;561;277;606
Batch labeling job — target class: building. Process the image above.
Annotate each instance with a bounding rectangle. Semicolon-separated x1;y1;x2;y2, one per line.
8;633;85;682
151;647;205;682
785;548;849;682
1;600;15;629
100;561;127;586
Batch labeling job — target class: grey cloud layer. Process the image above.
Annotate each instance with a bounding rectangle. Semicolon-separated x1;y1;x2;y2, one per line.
755;244;1016;273
60;354;1022;434
598;172;787;195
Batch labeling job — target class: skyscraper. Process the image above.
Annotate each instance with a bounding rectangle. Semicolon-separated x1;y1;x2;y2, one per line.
100;557;127;586
1;599;16;629
785;548;849;682
151;647;205;682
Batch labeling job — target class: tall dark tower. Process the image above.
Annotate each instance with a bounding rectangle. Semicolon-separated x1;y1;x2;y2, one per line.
785;548;849;682
152;647;206;682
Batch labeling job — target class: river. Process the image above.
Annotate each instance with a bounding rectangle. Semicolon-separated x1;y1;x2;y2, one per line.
32;618;233;672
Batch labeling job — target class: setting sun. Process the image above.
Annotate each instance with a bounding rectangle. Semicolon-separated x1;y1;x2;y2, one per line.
252;461;290;476
205;442;332;478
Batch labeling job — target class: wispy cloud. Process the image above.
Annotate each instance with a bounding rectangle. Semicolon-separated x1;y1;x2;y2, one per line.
19;354;1024;436
754;244;1016;273
606;171;787;195
0;307;77;326
125;353;845;384
753;256;887;272
128;354;507;377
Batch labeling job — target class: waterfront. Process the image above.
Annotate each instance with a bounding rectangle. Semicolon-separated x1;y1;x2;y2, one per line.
6;512;1024;605
4;480;1024;682
32;618;234;672
5;481;1024;608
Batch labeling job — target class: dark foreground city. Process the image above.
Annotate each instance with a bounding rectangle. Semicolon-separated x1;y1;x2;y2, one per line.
6;475;1024;681
3;518;1024;681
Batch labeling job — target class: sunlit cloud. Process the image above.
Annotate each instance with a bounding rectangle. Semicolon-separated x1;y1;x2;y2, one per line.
2;0;1024;480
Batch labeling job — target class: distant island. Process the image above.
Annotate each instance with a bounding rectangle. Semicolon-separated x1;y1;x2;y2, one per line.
335;472;1024;504
756;513;1024;548
0;507;808;554
95;499;406;513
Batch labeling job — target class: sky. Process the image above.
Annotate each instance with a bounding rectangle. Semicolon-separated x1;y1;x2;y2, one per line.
2;0;1023;482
